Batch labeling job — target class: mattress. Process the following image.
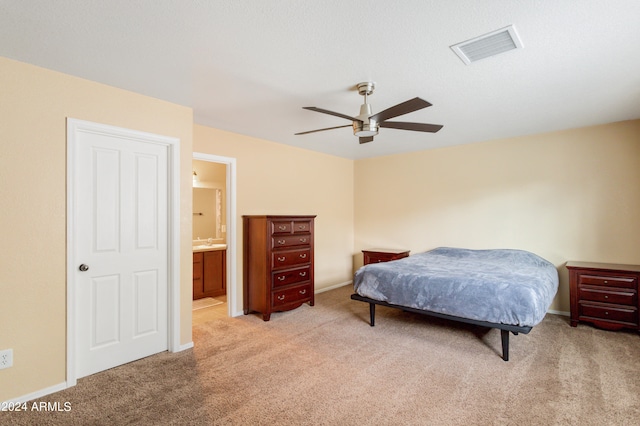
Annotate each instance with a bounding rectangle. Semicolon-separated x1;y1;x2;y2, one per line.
353;247;559;327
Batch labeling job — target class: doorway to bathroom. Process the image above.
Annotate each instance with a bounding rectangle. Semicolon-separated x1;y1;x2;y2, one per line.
192;153;237;322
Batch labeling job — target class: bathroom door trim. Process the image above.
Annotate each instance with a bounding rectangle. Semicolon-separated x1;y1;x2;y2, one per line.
193;152;239;317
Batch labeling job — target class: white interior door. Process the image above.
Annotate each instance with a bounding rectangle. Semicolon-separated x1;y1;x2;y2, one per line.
72;124;169;378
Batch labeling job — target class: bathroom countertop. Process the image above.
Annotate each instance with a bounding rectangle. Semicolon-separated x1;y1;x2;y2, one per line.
192;244;227;253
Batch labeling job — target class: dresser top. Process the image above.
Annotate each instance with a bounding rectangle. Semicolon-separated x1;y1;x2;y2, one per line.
566;261;640;273
242;215;316;219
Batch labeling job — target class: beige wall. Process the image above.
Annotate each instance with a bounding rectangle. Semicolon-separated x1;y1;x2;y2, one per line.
354;120;640;312
193;124;355;315
0;57;194;401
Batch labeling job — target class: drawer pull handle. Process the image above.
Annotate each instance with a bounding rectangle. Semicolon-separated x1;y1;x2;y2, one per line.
604;295;608;299
299;272;307;277
299;225;306;229
299;238;307;243
299;253;307;259
277;240;285;245
277;276;286;281
605;311;609;315
299;289;306;295
604;280;608;284
278;225;287;230
277;295;285;301
277;256;286;262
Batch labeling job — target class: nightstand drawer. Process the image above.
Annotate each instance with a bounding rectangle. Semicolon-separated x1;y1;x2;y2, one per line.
579;302;637;325
579;286;636;305
579;274;636;289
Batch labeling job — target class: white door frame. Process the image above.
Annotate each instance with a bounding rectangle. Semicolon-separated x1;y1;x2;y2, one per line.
193;152;239;317
66;118;181;387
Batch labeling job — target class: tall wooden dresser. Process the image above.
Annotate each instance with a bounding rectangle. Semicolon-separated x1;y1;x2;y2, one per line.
243;215;316;321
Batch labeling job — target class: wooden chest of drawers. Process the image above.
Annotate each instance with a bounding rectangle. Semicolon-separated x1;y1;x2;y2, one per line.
567;261;640;331
243;215;316;321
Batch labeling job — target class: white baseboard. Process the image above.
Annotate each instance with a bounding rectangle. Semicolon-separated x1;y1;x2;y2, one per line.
177;342;194;351
3;381;68;404
548;309;570;317
315;280;352;293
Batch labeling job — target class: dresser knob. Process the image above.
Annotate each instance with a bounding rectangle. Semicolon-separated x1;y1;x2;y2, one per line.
277;295;285;301
299;225;306;229
299;272;306;277
278;225;286;230
604;295;608;299
300;253;307;259
278;240;285;245
300;238;307;243
605;311;609;315
299;289;306;295
277;256;286;262
604;280;608;284
277;276;285;281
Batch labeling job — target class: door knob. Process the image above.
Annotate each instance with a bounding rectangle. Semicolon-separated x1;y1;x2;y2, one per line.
79;264;89;272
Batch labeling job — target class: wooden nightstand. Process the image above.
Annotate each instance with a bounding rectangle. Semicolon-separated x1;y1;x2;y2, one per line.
567;261;640;332
362;248;410;265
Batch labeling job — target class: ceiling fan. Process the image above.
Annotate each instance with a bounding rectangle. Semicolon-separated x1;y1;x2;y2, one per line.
295;82;443;144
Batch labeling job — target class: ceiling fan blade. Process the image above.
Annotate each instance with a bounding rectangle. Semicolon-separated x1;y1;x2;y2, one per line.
359;136;374;144
369;97;432;123
379;121;443;133
302;107;360;122
295;124;352;135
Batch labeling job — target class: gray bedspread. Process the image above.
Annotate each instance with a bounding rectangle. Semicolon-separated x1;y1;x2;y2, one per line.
353;247;559;327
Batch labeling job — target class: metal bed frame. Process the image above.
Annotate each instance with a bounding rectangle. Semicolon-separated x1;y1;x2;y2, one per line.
350;293;532;361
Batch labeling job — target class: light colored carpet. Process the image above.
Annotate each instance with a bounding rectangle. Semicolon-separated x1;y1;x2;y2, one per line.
192;297;223;311
8;285;640;425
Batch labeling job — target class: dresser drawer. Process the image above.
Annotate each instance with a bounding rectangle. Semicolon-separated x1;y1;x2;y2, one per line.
271;221;292;235
272;284;312;307
578;274;636;289
273;266;311;288
272;248;311;269
579;286;636;305
292;220;312;234
579;302;637;325
272;234;311;249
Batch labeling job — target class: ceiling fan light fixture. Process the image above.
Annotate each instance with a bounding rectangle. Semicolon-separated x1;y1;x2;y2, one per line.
353;121;378;137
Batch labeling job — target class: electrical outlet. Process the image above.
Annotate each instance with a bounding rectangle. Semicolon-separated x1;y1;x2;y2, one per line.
0;349;13;369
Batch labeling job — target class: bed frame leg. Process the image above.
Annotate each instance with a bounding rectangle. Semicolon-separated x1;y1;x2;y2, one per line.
369;303;375;327
501;329;509;361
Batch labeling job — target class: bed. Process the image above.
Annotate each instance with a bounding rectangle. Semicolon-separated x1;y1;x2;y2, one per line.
351;247;559;361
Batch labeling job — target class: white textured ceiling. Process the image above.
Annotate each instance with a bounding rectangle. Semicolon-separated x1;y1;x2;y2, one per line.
1;1;639;159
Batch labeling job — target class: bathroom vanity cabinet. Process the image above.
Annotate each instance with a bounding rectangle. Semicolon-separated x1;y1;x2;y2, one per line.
193;249;226;299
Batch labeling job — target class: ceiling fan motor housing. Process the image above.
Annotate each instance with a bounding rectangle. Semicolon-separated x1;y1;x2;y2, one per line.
354;102;378;136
